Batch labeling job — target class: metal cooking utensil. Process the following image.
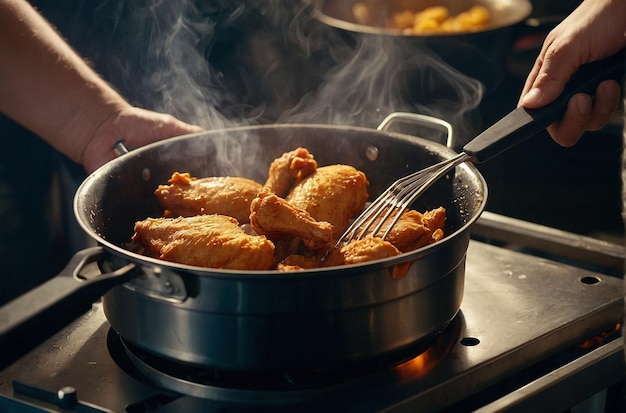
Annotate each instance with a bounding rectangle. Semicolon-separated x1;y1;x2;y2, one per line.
338;50;625;244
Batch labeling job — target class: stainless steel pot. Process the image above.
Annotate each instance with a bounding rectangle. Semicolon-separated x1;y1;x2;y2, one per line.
314;0;533;37
312;0;533;89
0;114;487;372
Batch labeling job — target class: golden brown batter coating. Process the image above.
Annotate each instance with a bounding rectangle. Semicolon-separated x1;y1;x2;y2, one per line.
332;237;402;265
133;148;447;271
263;147;318;197
280;237;401;270
358;206;446;252
286;164;369;238
250;190;333;251
132;214;276;270
154;172;262;224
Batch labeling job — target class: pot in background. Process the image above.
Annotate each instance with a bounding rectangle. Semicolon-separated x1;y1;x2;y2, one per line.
311;0;533;89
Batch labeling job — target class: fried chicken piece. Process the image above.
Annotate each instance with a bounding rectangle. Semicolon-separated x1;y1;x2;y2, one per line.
250;190;333;251
132;214;276;270
271;206;445;273
286;164;369;238
277;263;305;272
281;238;411;278
263;147;318;197
327;237;410;279
331;237;402;265
154;172;262;224
359;206;446;252
280;237;402;270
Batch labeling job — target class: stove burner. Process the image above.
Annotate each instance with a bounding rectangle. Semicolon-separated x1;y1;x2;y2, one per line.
107;315;461;403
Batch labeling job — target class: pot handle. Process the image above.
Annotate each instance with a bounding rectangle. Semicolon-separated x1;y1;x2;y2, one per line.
376;112;455;149
0;246;137;368
112;139;130;156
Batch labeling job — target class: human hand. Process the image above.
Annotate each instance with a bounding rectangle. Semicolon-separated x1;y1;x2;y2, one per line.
519;0;626;146
80;106;204;173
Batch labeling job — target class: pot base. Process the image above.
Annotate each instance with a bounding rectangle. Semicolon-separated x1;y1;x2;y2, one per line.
109;314;460;402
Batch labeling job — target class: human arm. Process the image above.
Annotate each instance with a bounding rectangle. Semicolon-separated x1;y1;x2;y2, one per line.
519;0;626;146
0;0;203;172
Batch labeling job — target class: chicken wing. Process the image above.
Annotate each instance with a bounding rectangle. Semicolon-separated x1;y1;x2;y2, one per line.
250;190;333;251
330;237;402;265
154;172;262;224
263;147;318;197
286;164;369;238
132;214;276;270
331;237;411;279
359;206;446;252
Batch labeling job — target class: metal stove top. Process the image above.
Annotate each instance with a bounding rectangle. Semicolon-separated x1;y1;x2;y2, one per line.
0;213;624;412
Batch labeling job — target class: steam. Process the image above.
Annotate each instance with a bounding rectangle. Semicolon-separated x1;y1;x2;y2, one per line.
101;0;486;149
278;33;485;145
102;0;248;129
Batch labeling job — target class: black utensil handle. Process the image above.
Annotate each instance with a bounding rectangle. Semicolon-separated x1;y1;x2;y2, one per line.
464;49;625;163
0;247;136;369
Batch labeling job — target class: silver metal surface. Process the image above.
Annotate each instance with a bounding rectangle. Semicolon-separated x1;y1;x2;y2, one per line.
474;211;626;273
0;238;622;412
377;112;455;148
111;140;129;157
475;339;624;412
124;265;188;303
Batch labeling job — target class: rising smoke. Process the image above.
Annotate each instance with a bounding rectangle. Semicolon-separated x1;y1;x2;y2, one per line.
84;0;486;146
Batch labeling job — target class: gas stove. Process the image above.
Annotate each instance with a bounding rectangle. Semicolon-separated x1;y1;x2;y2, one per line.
0;212;623;412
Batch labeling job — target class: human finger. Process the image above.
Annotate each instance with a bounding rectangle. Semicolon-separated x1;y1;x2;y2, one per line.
587;79;621;131
121;112;203;149
518;58;543;106
82;109;203;173
520;41;582;109
546;93;592;147
521;50;581;109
